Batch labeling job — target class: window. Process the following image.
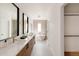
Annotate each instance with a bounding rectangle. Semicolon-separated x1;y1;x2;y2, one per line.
38;23;41;32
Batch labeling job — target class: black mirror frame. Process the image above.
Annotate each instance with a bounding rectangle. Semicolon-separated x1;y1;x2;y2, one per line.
12;3;19;36
22;13;24;34
22;13;29;34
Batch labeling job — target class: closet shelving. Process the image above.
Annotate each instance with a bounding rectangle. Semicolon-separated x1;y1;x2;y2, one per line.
64;35;79;37
64;13;79;16
64;13;79;37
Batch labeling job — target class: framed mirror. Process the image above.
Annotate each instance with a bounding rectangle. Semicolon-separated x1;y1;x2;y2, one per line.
0;3;19;40
22;13;28;35
20;13;28;39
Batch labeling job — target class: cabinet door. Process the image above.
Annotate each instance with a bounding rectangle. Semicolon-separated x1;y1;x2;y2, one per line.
17;47;26;56
25;37;35;56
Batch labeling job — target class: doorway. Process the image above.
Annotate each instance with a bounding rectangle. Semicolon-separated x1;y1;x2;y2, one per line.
64;3;79;56
33;20;47;41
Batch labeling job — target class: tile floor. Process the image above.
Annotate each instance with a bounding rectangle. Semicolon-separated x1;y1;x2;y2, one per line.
31;40;53;56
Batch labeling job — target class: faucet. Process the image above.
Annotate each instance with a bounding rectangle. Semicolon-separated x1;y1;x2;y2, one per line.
13;37;15;43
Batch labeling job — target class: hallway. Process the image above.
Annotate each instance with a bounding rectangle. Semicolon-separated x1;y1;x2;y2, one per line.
31;40;53;56
0;3;65;56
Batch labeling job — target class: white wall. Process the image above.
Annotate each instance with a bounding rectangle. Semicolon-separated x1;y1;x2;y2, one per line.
16;3;65;56
64;16;79;35
64;16;79;52
65;37;79;51
47;4;64;56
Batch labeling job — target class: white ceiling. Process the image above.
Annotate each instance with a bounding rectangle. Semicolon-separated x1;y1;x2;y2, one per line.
15;3;64;20
16;3;54;13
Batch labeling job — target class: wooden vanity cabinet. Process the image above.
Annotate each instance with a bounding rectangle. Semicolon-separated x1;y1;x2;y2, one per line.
26;36;35;56
17;45;27;56
16;36;35;56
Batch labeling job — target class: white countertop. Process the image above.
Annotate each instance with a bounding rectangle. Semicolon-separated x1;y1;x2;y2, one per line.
0;35;34;56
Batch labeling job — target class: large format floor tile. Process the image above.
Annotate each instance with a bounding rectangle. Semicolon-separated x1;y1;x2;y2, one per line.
31;40;53;56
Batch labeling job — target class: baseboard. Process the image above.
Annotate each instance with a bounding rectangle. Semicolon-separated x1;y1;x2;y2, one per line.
64;51;79;56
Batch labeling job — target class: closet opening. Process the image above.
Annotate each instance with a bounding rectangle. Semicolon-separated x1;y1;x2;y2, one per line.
64;3;79;56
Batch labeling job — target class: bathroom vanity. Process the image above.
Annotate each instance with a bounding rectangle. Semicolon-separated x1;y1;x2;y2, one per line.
17;35;35;56
0;35;35;56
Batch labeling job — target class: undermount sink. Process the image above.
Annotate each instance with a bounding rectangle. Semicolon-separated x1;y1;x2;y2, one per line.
20;36;27;39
